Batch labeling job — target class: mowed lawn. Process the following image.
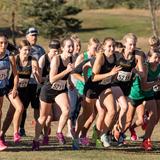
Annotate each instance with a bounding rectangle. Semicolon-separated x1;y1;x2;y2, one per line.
1;8;160;160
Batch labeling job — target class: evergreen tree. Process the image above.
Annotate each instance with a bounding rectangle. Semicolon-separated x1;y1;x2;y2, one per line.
22;0;82;38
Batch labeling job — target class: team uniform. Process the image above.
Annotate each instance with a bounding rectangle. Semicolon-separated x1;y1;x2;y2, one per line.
37;54;50;96
0;50;11;96
40;56;70;103
28;45;45;109
143;62;160;101
112;51;137;96
128;75;145;107
15;55;32;108
70;53;94;124
84;53;117;99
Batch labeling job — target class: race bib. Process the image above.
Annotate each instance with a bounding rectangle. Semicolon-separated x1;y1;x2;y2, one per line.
117;71;132;82
0;69;8;80
100;77;112;85
19;78;29;88
51;80;66;91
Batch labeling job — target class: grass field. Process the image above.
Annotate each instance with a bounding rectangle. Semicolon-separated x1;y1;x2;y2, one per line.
1;8;160;160
0;8;159;51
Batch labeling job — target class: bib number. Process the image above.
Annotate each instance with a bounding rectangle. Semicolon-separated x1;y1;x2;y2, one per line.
0;69;8;80
51;80;66;91
117;71;132;82
19;78;29;88
100;77;112;85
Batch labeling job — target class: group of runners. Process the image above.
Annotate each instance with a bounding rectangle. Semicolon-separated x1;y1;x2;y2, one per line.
0;27;160;151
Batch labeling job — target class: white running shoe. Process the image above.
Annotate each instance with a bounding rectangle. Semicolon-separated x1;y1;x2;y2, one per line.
100;134;110;148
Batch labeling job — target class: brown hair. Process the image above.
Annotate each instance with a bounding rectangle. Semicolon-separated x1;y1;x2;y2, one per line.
61;37;74;48
148;48;160;57
102;37;115;46
19;39;31;49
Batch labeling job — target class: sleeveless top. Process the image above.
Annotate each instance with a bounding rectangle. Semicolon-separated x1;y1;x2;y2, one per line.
143;62;160;98
16;55;32;88
42;54;50;78
87;53;117;88
50;56;71;91
76;51;93;95
116;51;136;82
96;53;117;86
129;75;145;100
0;51;10;89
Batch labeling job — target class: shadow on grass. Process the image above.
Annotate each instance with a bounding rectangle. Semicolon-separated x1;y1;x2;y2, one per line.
77;26;117;33
4;137;160;154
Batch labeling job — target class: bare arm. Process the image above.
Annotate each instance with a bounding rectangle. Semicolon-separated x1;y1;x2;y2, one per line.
49;56;73;84
135;54;145;78
32;59;41;84
75;53;84;67
38;55;46;82
91;53;121;82
9;55;19;98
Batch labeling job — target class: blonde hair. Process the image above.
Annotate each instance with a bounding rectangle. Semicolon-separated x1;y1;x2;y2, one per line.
88;37;100;46
123;33;137;43
70;34;81;43
148;35;159;46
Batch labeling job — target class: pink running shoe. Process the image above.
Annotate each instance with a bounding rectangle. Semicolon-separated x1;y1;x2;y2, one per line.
0;139;7;151
14;132;21;143
42;136;49;145
56;132;66;144
32;140;40;151
79;136;89;146
130;128;138;141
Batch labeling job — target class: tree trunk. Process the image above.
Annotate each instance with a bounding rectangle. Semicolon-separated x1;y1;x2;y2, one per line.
11;11;16;45
148;0;159;37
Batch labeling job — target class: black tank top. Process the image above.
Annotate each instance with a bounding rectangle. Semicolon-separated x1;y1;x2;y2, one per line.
117;51;136;72
42;54;50;77
16;55;32;88
16;55;32;79
90;53;116;86
112;51;136;86
57;56;71;80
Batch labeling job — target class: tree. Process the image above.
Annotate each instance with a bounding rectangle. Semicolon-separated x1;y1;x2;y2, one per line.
21;0;82;38
148;0;159;37
0;0;21;45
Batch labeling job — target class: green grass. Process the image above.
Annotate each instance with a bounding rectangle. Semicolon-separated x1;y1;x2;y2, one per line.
0;8;159;51
75;11;151;42
1;9;160;160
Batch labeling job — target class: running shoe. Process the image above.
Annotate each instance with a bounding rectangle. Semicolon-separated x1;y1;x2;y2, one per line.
32;140;40;151
14;132;21;143
79;136;89;146
72;139;80;150
130;128;138;141
19;128;26;137
91;125;98;144
96;139;103;148
42;136;49;145
141;139;152;151
56;132;66;144
0;139;7;151
100;134;110;148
